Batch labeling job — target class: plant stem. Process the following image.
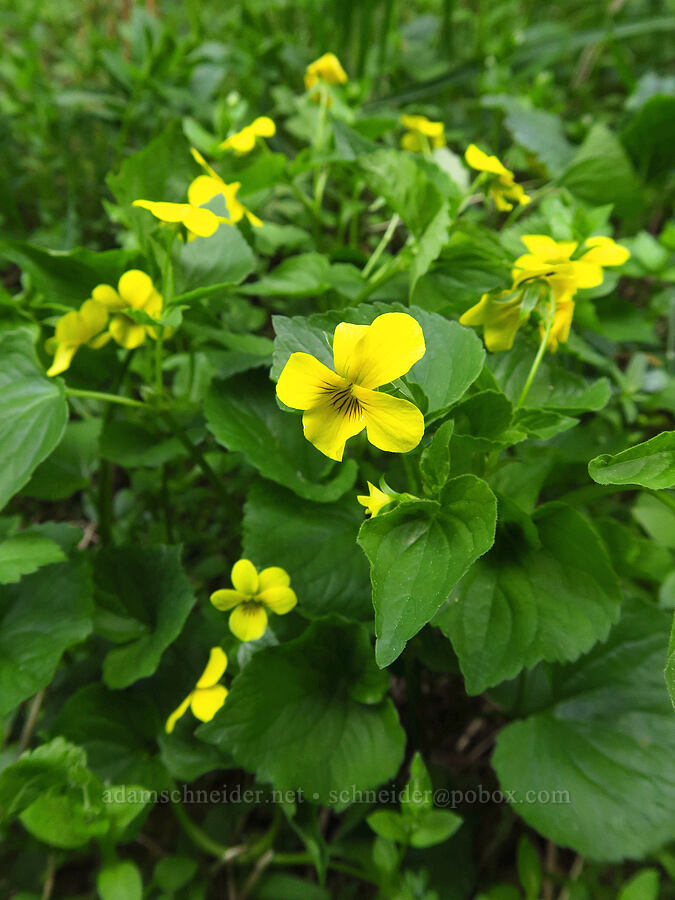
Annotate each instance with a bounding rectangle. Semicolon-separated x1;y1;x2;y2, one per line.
172;801;234;862
154;333;164;398
65;388;146;408
362;213;401;279
17;689;45;757
172;804;377;884
268;852;378;884
515;299;555;409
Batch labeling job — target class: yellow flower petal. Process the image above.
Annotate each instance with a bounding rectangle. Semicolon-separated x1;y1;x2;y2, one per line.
190;684;228;722
332;322;370;379
229;603;268;641
304;52;348;89
79;299;109;334
165;693;192;734
581;236;630;266
210;588;245;611
187;175;223;208
251;116;276;137
92;284;126;311
520;236;577;261
47;343;77;377
143;289;163;319
244;208;263;228
118;270;155;309
464;144;510;177
109;315;147;349
400;115;444;139
258;567;291;591
357;482;393;517
196;647;228;688
460;294;524;353
491;189;514;212
258;586;297;615
221;127;257;154
546;300;575;352
353;385;425;454
301;397;365;461
89;331;112;350
182;206;223;237
231;559;259;595
133;199;192;223
401;132;424;153
276;352;346;410
220;182;245;223
570;260;604;289
347;313;426;389
190;147;220;180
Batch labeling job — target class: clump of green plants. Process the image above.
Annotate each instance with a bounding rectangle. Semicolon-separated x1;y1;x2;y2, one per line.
1;8;675;900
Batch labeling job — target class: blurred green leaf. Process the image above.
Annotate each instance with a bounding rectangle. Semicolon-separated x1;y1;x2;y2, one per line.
0;329;68;511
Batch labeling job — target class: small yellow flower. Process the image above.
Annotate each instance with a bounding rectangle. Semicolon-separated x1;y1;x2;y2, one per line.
220;117;276;154
133;149;261;238
512;234;630;302
459;291;526;353
465;144;531;212
400;115;445;153
304;53;348;90
276;313;426;462
211;559;298;643
357;482;394;517
463;235;630;353
165;647;228;733
92;269;163;350
46;299;111;376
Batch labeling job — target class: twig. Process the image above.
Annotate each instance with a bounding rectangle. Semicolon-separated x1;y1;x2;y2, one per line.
543;840;557;900
240;849;274;900
558;855;584;900
41;852;56;900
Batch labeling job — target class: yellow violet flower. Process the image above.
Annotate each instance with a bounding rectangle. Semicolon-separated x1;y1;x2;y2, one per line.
400;115;445;153
276;313;426;462
459;291;527;353
465;144;531;212
46;299;111;377
463;235;630;354
304;52;348;90
211;559;298;643
357;482;394;517
220;117;276;154
165;647;228;733
133;149;261;238
512;234;630;302
92;269;163;350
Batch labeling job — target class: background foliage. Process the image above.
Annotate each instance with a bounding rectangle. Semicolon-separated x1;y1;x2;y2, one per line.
1;0;674;898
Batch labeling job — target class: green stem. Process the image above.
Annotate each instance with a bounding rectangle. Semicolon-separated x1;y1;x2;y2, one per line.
65;388;146;408
161;410;229;505
172;804;376;883
362;213;401;279
172;802;233;862
270;852;378;884
154;333;164;398
312;83;330;240
355;255;404;304
515;299;555;409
